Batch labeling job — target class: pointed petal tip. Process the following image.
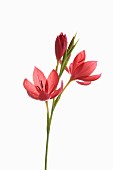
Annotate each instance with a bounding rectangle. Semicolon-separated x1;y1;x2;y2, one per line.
80;73;102;81
33;66;37;73
76;81;91;85
97;73;102;78
52;69;57;73
79;50;86;56
81;50;85;54
95;73;102;80
33;66;46;88
23;78;28;87
34;66;38;70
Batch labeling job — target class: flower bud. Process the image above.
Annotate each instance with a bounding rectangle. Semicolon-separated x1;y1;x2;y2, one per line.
55;32;67;61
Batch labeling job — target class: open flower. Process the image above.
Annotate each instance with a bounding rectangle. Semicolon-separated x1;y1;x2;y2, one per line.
23;67;63;101
68;50;101;85
55;32;67;61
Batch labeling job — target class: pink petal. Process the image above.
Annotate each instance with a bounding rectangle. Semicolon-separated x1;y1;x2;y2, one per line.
72;50;86;71
76;81;91;85
55;37;62;60
33;67;46;90
80;74;101;81
71;61;97;79
50;81;63;99
47;70;59;94
38;91;50;101
55;33;67;61
69;63;73;74
27;91;39;100
23;79;39;95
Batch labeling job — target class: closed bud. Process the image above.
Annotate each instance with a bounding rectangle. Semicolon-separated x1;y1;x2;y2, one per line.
55;32;67;61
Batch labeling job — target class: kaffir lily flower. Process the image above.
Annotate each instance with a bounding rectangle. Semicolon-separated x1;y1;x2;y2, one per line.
55;32;67;61
67;50;101;85
23;67;63;101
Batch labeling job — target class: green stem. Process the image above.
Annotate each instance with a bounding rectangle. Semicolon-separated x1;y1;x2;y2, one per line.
55;60;59;72
61;79;71;94
45;130;49;170
44;79;72;170
45;101;50;170
49;79;71;127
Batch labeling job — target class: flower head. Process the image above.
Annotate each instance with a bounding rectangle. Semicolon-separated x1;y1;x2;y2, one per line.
68;50;101;85
23;67;63;101
55;32;67;61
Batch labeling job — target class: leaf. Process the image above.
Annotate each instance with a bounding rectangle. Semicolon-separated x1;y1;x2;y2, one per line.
59;35;79;78
68;33;77;51
67;39;79;56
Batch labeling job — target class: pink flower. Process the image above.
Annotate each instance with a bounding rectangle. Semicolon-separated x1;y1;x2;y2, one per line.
55;32;67;61
68;50;101;85
23;67;63;101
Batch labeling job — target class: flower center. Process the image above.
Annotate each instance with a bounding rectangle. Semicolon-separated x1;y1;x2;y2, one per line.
35;80;44;92
40;80;43;89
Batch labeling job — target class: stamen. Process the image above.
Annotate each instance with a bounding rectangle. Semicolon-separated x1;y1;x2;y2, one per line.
36;86;41;92
40;80;43;89
45;82;48;92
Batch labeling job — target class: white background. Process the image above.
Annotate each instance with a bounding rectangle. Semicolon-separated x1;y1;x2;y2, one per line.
0;0;113;170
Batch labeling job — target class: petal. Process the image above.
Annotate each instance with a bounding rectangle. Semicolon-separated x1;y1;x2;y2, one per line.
47;70;59;94
23;79;39;95
38;91;50;101
33;67;46;90
71;61;97;79
76;81;91;85
55;33;67;61
72;50;86;71
50;81;63;99
69;63;73;74
80;74;101;81
55;37;62;60
27;91;39;100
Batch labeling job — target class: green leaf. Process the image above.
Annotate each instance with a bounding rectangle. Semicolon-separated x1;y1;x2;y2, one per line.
59;34;79;78
59;50;68;76
68;33;77;51
67;39;79;56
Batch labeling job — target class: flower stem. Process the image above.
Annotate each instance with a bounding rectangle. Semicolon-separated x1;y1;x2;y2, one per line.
56;60;59;72
44;79;72;170
61;79;71;94
45;101;50;170
45;130;50;170
49;79;71;127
